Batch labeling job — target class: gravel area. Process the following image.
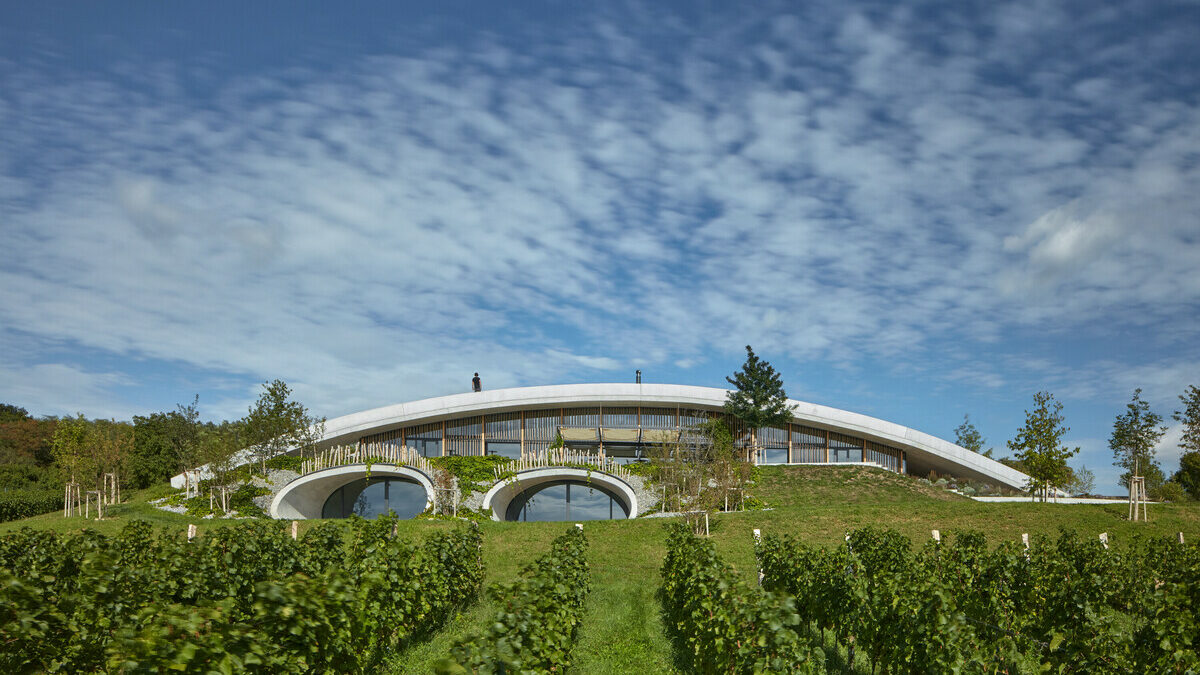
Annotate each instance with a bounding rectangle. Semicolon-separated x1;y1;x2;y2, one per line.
148;496;188;515
625;473;660;515
250;469;300;511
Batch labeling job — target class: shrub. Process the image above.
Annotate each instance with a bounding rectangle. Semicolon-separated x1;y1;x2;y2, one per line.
0;489;62;522
428;455;515;497
265;454;306;472
1153;481;1186;503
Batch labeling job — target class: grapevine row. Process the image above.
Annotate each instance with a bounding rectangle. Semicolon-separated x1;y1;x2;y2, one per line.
442;526;591;674
660;523;826;674
0;516;484;673
756;527;1199;674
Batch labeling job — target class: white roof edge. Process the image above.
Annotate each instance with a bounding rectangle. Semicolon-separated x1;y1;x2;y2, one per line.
316;383;1030;490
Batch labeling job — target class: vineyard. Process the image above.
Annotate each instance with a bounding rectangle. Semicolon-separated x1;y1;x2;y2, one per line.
1;465;1198;673
663;525;1199;673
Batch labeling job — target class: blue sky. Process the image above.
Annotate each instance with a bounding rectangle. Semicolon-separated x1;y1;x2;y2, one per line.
2;1;1198;493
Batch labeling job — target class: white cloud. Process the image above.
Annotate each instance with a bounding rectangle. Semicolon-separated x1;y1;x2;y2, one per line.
0;1;1198;424
0;363;132;419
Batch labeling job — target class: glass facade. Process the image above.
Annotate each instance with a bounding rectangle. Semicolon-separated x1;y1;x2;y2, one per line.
829;433;863;462
405;438;441;458
321;478;427;519
504;481;629;522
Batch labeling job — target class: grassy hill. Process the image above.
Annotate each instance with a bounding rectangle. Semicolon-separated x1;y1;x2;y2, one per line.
4;465;1198;673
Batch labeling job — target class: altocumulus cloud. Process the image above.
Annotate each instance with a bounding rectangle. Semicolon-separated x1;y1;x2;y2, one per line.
0;1;1198;423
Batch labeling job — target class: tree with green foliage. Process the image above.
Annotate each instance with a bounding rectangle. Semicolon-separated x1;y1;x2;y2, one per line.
200;422;243;512
1173;450;1200;500
1109;388;1167;488
0;403;31;423
51;414;95;486
1006;391;1079;501
243;380;325;474
92;418;133;499
953;414;993;457
130;413;178;489
1175;384;1200;452
1172;385;1200;499
0;417;57;466
166;396;202;485
724;345;795;464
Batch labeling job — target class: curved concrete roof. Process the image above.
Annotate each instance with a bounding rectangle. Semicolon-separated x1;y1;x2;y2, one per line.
317;383;1030;490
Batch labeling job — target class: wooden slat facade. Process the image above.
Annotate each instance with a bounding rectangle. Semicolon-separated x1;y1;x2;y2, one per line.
355;406;906;473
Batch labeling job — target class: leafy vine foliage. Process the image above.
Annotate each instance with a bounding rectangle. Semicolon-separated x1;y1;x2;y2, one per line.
0;516;483;673
660;524;826;674
756;526;1199;674
441;527;590;674
0;489;62;522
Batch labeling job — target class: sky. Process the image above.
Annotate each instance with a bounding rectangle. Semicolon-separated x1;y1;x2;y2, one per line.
2;1;1198;494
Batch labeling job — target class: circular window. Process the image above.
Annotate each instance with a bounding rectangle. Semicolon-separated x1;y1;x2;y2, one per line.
504;480;629;522
321;477;427;519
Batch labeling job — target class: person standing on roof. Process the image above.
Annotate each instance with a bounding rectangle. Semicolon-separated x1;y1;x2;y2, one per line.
472;372;482;392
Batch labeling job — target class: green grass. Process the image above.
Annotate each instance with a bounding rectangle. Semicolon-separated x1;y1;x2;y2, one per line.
5;465;1199;673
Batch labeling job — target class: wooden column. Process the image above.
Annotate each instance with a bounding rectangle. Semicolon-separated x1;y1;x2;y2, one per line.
480;415;486;457
787;423;793;464
824;429;830;463
442;420;447;457
520;410;526;459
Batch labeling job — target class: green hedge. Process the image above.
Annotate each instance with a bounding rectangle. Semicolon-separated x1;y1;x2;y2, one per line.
0;517;484;672
0;489;61;522
441;527;589;673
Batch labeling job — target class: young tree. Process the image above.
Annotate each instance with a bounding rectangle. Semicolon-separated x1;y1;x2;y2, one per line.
724;345;796;464
954;414;993;457
1109;388;1167;488
697;417;750;513
1006;391;1079;501
243;379;325;474
647;414;711;513
200;422;242;513
52;414;95;486
92;418;134;502
1067;464;1096;496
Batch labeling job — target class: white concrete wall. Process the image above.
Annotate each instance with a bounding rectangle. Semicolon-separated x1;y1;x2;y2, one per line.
269;464;434;519
481;467;638;521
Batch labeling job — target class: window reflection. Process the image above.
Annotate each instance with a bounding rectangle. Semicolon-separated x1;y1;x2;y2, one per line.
487;441;522;459
504;480;628;522
321;477;427;519
760;447;788;464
